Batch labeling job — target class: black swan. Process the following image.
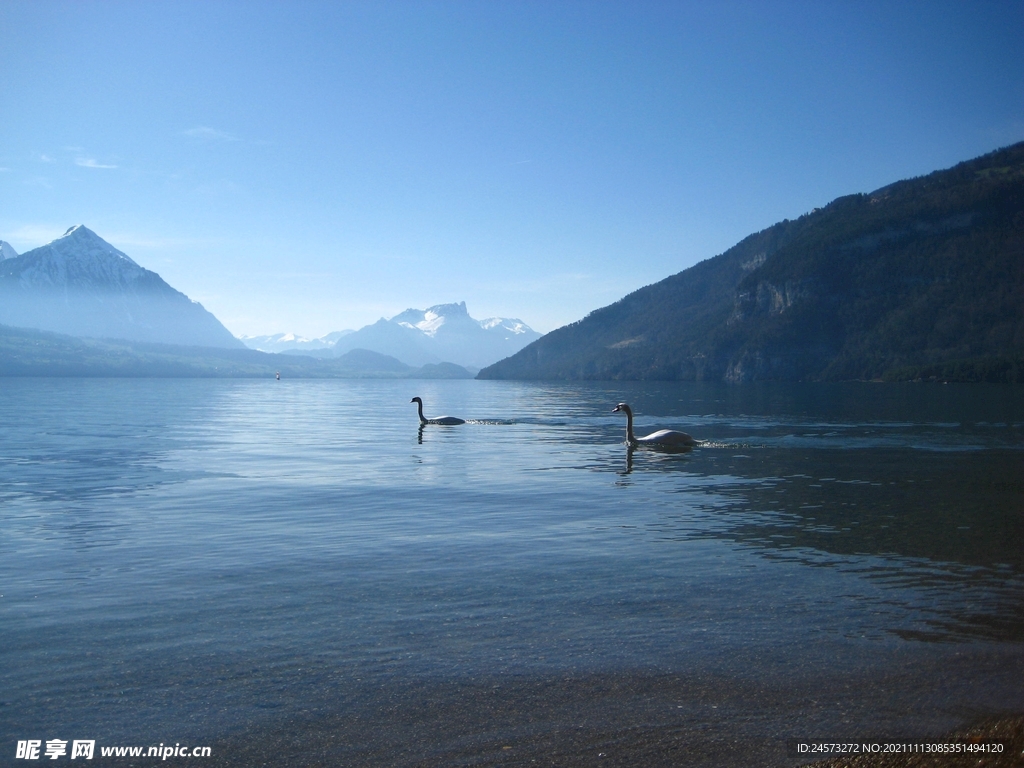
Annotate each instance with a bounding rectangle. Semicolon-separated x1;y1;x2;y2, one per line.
411;397;466;425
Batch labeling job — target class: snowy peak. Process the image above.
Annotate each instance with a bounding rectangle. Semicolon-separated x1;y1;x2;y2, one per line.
239;330;354;354
352;301;541;368
0;241;18;260
427;301;469;317
0;225;243;349
390;301;531;340
480;317;534;337
4;224;148;292
246;302;541;369
392;302;471;336
54;225;140;267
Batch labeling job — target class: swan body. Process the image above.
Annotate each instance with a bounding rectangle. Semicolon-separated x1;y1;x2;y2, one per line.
411;397;465;425
612;403;696;447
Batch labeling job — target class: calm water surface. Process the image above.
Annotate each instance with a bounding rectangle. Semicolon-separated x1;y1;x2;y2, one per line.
1;379;1022;766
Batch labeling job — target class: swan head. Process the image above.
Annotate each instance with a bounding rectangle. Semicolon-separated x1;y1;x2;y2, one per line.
612;403;633;416
411;397;422;404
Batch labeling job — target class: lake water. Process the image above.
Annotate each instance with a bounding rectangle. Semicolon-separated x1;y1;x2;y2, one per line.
1;378;1022;766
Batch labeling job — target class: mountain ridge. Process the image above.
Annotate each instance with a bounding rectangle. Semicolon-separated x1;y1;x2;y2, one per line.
243;301;541;369
0;226;243;349
479;141;1024;383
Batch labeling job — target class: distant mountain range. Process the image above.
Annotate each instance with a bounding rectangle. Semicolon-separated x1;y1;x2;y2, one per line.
0;226;242;348
7;141;1022;383
238;330;355;355
242;302;541;369
0;226;534;377
480;141;1024;383
0;323;474;379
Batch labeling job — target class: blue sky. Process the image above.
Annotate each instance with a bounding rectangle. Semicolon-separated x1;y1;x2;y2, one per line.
2;1;1022;337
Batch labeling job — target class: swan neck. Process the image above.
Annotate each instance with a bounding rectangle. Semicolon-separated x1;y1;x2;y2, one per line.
416;400;427;424
624;409;637;444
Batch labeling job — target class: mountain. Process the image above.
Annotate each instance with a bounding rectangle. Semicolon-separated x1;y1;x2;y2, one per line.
386;302;542;368
239;330;354;354
0;241;18;260
0;225;243;348
243;302;541;369
0;323;474;378
334;301;541;368
333;316;443;366
479;142;1024;383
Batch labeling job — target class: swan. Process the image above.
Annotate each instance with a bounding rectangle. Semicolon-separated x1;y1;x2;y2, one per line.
612;403;696;448
411;397;466;425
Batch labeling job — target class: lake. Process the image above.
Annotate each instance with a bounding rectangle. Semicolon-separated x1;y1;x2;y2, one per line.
1;378;1022;766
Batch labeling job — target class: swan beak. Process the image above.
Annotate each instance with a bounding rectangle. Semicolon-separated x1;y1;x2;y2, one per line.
612;405;621;412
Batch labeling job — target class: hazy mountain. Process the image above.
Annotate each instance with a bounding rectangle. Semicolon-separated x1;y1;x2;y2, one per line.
335;301;541;368
0;241;18;260
0;225;243;348
480;142;1024;383
332;316;443;366
386;302;542;369
240;330;354;354
0;323;474;378
246;302;541;369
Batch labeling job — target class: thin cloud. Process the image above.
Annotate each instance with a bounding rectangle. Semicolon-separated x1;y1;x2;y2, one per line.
184;126;239;142
3;223;66;247
38;154;55;163
75;158;118;169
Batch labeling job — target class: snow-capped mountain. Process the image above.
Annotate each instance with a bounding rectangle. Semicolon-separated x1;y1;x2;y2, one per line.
241;302;542;369
0;241;18;260
0;225;243;348
375;302;541;368
239;330;353;354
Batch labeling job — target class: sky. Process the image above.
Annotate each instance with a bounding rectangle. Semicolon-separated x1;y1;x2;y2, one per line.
2;1;1023;337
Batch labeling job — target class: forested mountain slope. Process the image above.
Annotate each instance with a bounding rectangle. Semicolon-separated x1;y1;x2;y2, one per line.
479;142;1024;382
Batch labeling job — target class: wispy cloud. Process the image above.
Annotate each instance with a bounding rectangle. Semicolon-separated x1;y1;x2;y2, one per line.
2;223;66;248
0;167;10;173
38;154;55;163
75;158;118;169
184;126;239;142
